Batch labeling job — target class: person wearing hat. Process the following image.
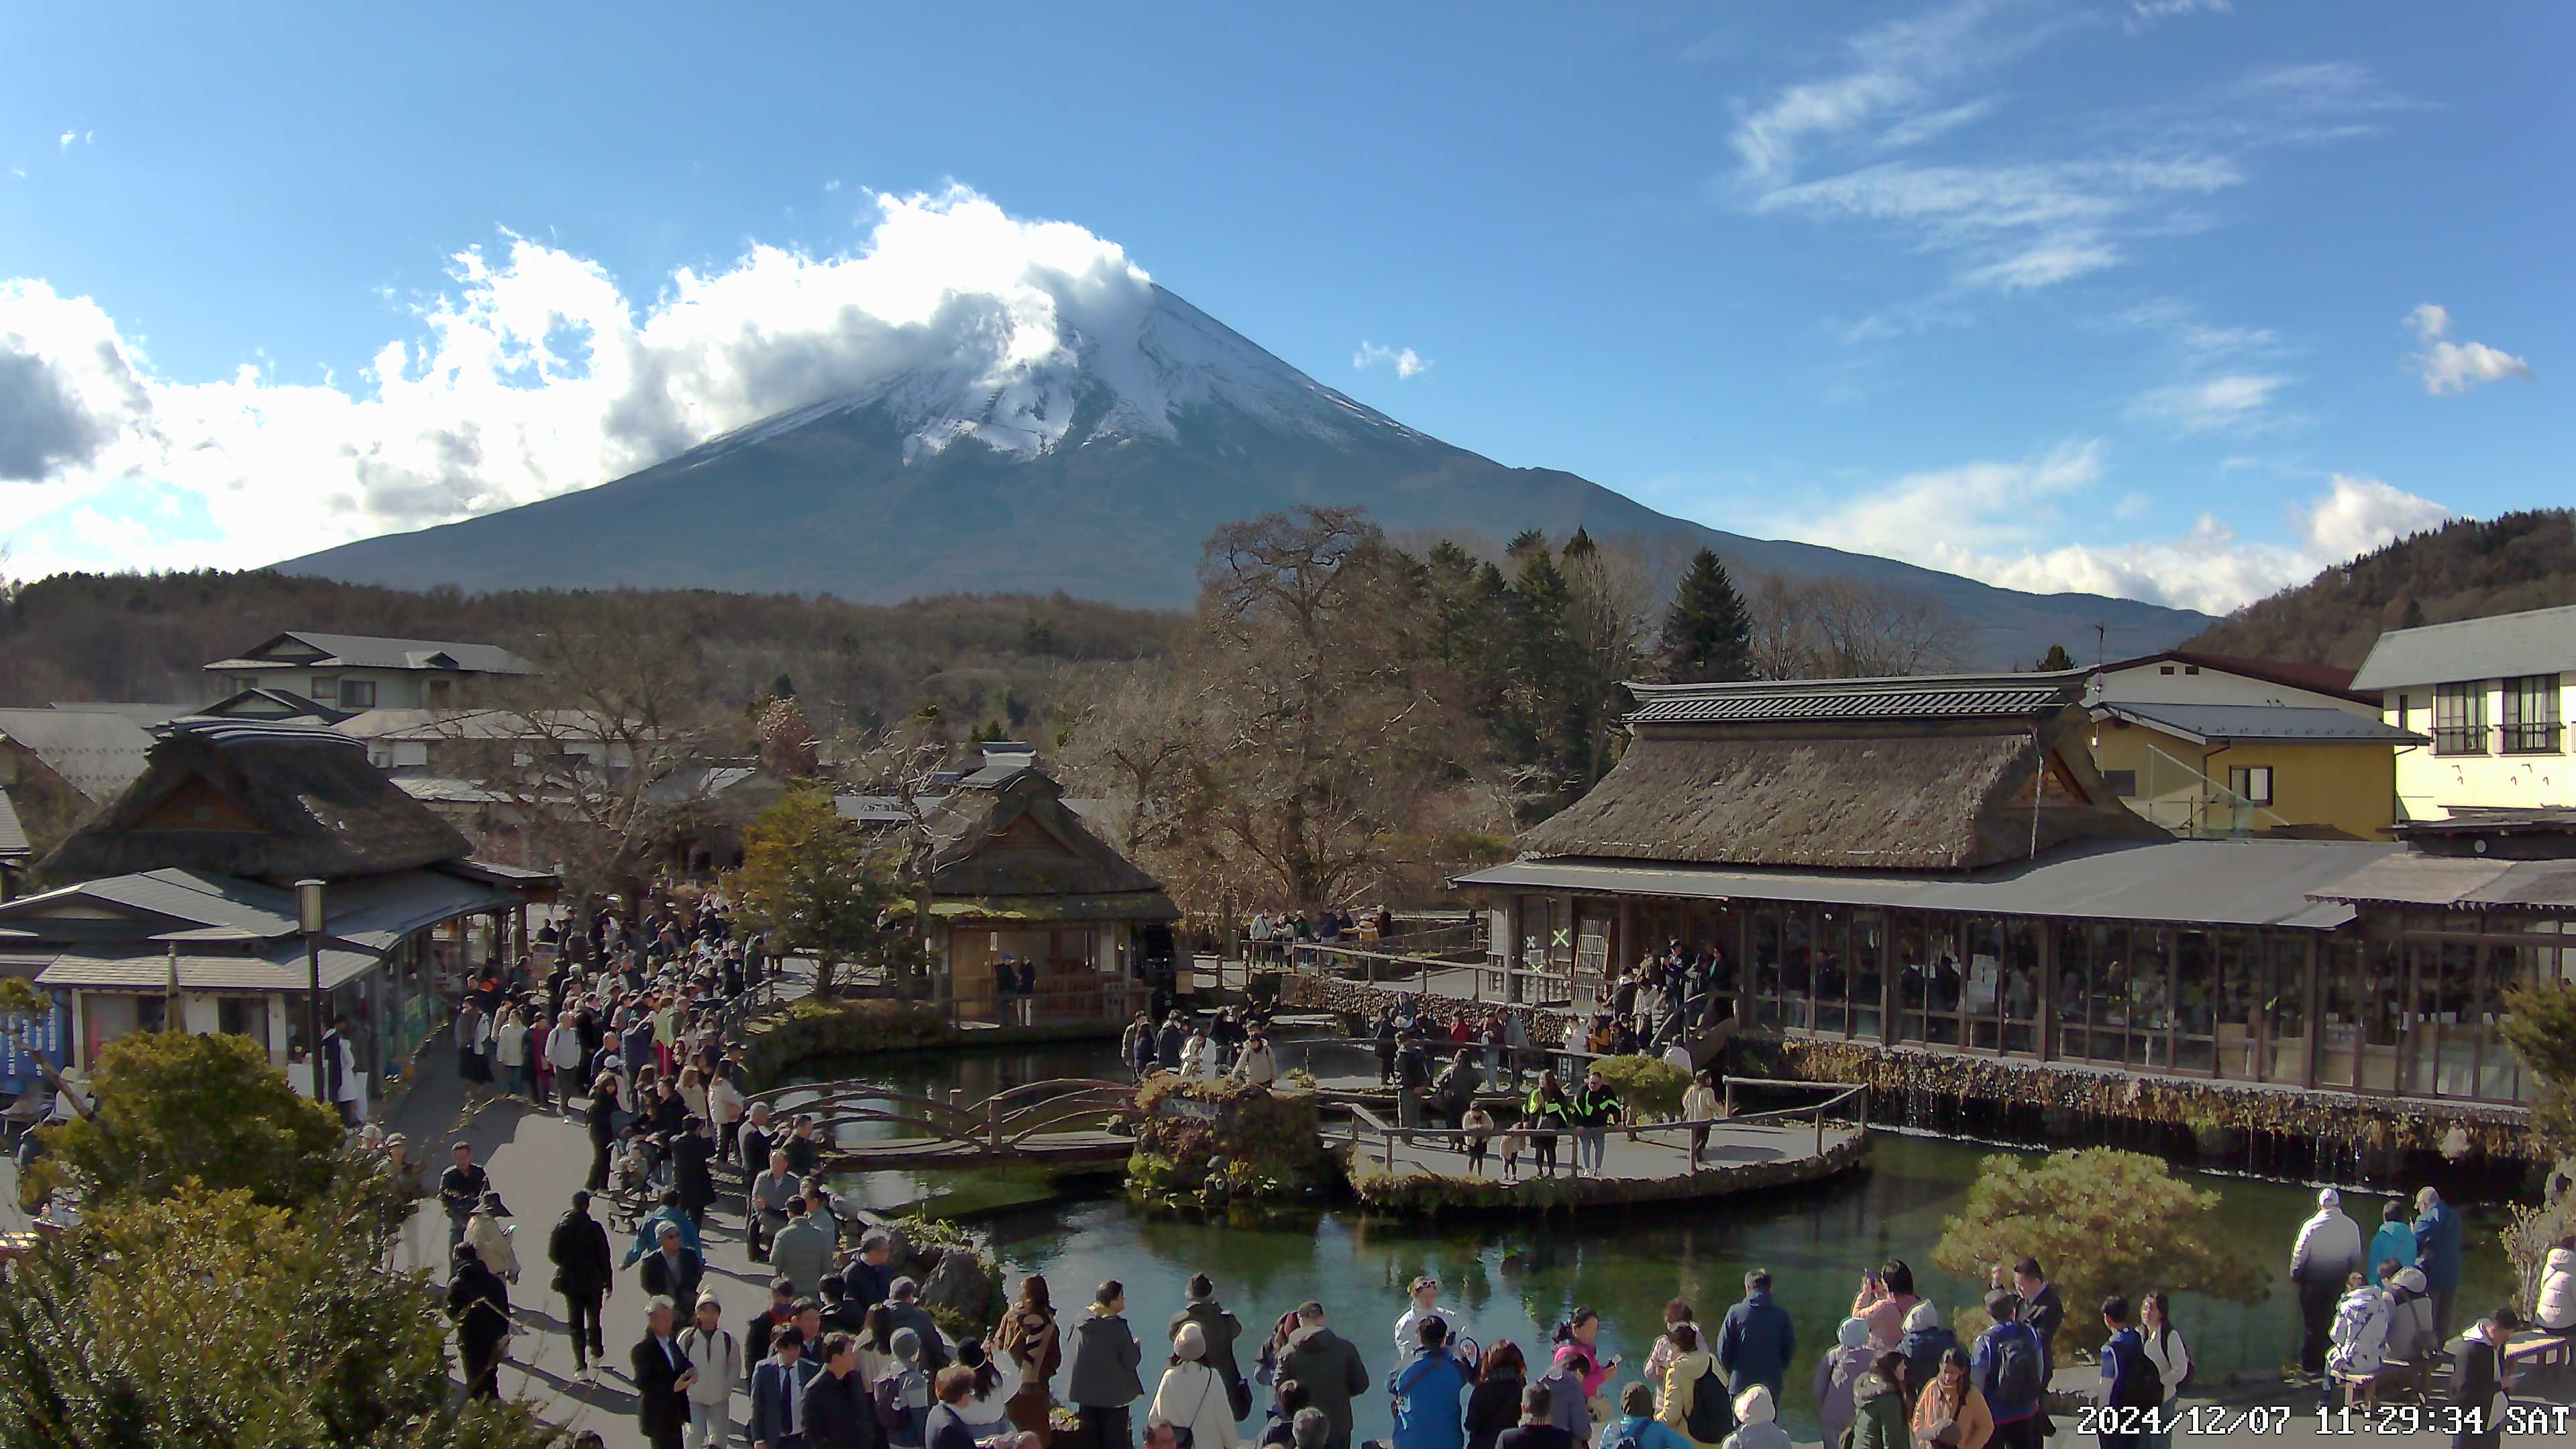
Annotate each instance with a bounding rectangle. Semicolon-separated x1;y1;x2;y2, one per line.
2381;1267;2438;1366
1170;1272;1250;1421
466;1189;520;1283
1814;1318;1876;1449
549;1188;616;1382
679;1295;745;1449
1154;1321;1241;1449
643;1218;708;1306
883;1327;937;1449
2290;1187;2362;1377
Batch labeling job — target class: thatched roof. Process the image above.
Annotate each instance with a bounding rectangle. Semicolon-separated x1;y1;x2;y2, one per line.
1519;674;2163;872
40;718;471;883
922;765;1169;904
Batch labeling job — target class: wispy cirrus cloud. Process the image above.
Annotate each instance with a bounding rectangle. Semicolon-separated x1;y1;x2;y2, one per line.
1353;340;1432;380
2405;303;2532;396
2125;0;2231;34
1725;4;2405;315
2127;373;2291;435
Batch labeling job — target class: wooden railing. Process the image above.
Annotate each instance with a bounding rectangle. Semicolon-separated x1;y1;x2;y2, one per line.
749;1077;1136;1159
1337;1075;1866;1169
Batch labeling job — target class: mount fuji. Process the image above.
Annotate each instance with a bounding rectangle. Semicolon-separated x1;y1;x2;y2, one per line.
278;284;2207;664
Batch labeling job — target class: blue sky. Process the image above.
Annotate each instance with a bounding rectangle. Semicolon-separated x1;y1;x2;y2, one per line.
1;1;2565;614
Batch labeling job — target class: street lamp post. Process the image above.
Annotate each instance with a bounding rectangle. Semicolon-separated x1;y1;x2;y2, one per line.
297;878;326;1103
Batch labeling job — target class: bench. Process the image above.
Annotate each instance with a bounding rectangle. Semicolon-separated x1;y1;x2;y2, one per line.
2332;1357;2438;1409
2506;1331;2573;1371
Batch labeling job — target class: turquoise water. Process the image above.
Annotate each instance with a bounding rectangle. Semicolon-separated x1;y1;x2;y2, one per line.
804;1042;2514;1441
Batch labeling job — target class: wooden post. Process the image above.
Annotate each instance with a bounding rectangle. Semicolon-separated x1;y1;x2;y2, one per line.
988;1095;1002;1152
1723;1078;1737;1117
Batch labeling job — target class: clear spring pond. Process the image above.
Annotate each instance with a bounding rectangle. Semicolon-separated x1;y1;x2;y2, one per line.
802;1040;2514;1442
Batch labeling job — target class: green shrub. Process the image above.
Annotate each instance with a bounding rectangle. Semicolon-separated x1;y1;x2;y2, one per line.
1591;1054;1688;1121
1930;1148;2265;1360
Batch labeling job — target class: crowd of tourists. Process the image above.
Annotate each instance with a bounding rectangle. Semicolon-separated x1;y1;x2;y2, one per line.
1245;906;1399;965
2300;1182;2573;1430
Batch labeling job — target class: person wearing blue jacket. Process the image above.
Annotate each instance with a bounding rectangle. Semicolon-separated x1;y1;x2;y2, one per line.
2095;1296;2154;1449
1390;1317;1472;1449
2412;1186;2465;1342
1716;1271;1796;1400
2367;1199;2418;1288
1970;1292;2046;1449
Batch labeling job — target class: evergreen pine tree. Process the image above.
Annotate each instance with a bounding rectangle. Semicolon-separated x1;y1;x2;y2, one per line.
2035;643;2076;672
1658;548;1754;683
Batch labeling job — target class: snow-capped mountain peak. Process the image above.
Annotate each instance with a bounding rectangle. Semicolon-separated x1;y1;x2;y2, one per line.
680;284;1416;473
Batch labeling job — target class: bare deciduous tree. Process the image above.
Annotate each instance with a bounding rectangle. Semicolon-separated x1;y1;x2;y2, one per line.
1747;573;1962;680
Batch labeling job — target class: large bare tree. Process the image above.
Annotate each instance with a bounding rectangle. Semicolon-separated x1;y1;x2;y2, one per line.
437;615;745;911
1142;506;1491;911
1747;573;1962;680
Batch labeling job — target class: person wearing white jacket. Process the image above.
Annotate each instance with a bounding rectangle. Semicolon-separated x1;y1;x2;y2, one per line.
1152;1322;1239;1449
1234;1035;1280;1089
678;1295;745;1449
2538;1246;2575;1333
545;1019;587;1114
2292;1187;2363;1377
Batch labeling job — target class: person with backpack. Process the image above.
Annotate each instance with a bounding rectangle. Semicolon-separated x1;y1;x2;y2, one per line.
1387;1316;1471;1449
1465;1343;1529;1449
2094;1297;2161;1449
678;1295;745;1449
878;1327;936;1449
2136;1293;2190;1449
1654;1323;1731;1449
1601;1382;1693;1449
1969;1292;2045;1449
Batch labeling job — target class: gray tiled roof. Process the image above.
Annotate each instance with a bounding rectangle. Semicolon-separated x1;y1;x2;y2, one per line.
2350;603;2576;692
0;707;157;801
2094;701;2426;745
1458;836;2391;930
1626;671;2086;725
0;790;26;859
207;631;536;676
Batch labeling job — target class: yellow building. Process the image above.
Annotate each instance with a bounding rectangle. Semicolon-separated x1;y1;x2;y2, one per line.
2084;651;2422;839
2087;703;2422;839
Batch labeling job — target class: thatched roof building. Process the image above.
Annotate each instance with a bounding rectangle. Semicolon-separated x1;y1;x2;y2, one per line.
1518;672;2163;871
919;762;1176;922
42;718;470;883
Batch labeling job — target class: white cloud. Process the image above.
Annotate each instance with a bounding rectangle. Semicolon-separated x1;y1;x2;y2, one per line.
1353;340;1431;380
56;132;74;153
1730;8;2398;306
2405;303;2531;395
2126;0;2231;32
0;186;1207;576
1754;443;2450;614
824;179;841;193
2126;372;2290;434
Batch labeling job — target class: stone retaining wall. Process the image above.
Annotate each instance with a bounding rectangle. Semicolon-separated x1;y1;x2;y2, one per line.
1344;1132;1868;1216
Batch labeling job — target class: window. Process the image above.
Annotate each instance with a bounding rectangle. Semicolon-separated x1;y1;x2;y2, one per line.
338;678;377;708
2159;665;2176;675
2104;769;2139;798
2184;665;2200;676
310;676;337;701
2432;682;2486;755
2502;674;2561;753
2392;694;2412;731
2227;765;2273;806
